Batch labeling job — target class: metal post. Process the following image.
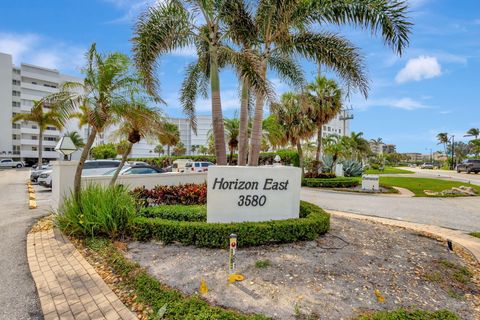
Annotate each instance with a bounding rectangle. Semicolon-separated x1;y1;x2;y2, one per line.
451;135;455;170
228;234;237;275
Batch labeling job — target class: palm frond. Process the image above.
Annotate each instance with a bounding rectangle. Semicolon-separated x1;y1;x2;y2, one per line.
267;52;305;88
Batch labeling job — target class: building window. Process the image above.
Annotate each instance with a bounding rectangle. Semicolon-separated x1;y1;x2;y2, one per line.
12;134;19;140
339;129;342;134
31;136;38;140
13;69;20;75
32;147;37;151
46;126;56;131
12;79;20;85
32;125;38;129
44;137;57;141
12;101;20;107
12;90;20;97
12;123;21;129
44;147;54;152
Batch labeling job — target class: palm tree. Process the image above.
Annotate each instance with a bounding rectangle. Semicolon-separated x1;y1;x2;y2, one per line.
12;100;65;166
172;142;186;156
271;93;316;177
304;76;342;165
465;128;479;139
437;133;449;157
65;131;85;148
45;43;139;198
323;135;349;172
198;145;209;155
132;0;271;165
190;144;200;155
109;102;164;185
154;145;165;157
158;122;179;156
224;117;240;164
244;0;411;166
262;115;286;150
349;132;371;161
370;137;384;155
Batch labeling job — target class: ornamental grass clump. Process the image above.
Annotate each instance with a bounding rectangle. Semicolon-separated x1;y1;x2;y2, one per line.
57;184;137;239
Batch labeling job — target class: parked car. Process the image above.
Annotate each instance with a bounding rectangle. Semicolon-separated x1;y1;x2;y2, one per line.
37;160;122;189
172;159;192;173
182;161;213;173
30;165;52;182
420;163;434;169
103;165;164;176
456;159;480;174
0;159;25;168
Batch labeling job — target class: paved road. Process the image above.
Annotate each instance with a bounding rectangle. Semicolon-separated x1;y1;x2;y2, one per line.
403;167;480;186
0;169;46;320
302;187;480;232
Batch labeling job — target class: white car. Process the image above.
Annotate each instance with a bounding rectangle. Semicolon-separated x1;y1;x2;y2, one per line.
182;161;213;173
0;159;25;168
38;169;53;188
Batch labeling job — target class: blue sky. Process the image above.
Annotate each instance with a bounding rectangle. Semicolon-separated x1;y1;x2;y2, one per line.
0;0;479;153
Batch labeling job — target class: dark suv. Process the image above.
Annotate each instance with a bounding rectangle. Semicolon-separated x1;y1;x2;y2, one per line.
456;159;480;174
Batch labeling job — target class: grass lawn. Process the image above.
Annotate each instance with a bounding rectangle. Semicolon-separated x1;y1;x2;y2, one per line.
378;177;480;197
469;232;480;238
364;166;414;174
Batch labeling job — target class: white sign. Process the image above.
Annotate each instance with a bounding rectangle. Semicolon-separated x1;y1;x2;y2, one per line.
362;174;379;191
207;166;301;223
335;163;344;177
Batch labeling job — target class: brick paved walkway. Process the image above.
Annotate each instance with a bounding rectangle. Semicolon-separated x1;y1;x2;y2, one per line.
27;229;137;320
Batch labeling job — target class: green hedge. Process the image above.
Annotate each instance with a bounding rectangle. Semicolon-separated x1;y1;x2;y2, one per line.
129;149;300;167
302;177;360;188
139;205;206;221
130;201;329;248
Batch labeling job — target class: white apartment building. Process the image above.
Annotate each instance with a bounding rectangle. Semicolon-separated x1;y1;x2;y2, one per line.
0;52;83;165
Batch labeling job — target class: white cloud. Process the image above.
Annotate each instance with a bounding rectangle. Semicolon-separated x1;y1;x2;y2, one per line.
170;46;197;58
353;97;429;111
102;0;157;23
391;98;428;110
395;56;442;83
0;32;85;74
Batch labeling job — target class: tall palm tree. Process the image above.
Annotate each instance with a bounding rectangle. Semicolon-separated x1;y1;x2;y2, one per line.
132;0;271;165
224;117;240;164
158;122;179;156
45;43;138;198
437;133;449;158
304;76;342;164
262;114;287;150
244;0;411;166
109;102;164;185
270;92;316;177
349;131;371;161
465;128;479;139
12;100;65;166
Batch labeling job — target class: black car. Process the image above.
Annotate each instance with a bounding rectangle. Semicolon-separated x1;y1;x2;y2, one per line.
456;159;480;174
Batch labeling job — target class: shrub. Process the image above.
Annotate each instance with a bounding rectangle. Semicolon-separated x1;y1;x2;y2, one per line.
129;201;330;248
302;177;359;188
90;143;117;159
139;205;206;221
56;185;137;238
131;183;207;206
304;172;336;179
356;309;460;320
342;159;363;177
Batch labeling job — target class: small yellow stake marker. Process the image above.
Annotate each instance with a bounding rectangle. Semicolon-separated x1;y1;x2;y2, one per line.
199;278;208;295
228;234;245;283
374;289;385;303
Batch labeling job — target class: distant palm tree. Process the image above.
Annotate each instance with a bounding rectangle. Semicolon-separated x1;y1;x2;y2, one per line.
370;137;384;154
323;135;349;172
65;131;85;148
110;102;164;185
158;123;180;157
271;93;316;177
172;142;186;156
12;100;65;166
465;128;479;139
437;132;449;157
154;145;164;157
198;145;208;155
304;76;343;164
349;132;371;161
224;117;240;164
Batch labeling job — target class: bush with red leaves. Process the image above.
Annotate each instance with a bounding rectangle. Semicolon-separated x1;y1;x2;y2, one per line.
131;183;207;207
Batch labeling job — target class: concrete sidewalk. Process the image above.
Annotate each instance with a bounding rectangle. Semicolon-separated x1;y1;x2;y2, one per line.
27;229;137;320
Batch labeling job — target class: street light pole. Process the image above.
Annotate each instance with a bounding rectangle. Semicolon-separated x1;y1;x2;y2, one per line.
450;135;455;170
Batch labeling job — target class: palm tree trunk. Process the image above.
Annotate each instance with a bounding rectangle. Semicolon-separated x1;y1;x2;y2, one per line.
210;48;227;165
38;129;43;167
238;78;249;166
296;141;304;179
73;127;97;200
110;142;132;186
167;145;170;156
248;61;267;166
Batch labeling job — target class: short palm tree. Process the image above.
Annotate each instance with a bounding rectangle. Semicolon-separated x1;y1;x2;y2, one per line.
158;122;179;156
154;145;164;156
45;43;139;198
132;0;271;165
437;133;449;157
65;131;85;148
172;142;186;156
323;135;349;172
12;100;65;166
349;132;371;161
304;76;343;164
224;117;240;164
271;92;316;177
198;145;209;155
109;101;164;185
243;0;411;166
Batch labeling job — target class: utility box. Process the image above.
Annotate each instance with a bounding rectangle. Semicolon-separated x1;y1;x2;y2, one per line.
335;163;344;177
362;174;379;191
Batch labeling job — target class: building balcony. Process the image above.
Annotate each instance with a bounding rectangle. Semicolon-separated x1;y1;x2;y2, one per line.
21;70;60;84
20;139;58;147
20;150;60;159
20;127;60;136
22;82;58;93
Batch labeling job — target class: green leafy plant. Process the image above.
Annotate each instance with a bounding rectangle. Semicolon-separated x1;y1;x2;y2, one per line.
131;183;207;206
130;201;330;248
90;143;117;159
56;185;137;238
356;309;459;320
139;205;206;222
302;177;359;188
342;159;363;177
255;260;271;269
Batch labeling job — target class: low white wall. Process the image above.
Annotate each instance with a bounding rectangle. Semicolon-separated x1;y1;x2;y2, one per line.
52;160;206;211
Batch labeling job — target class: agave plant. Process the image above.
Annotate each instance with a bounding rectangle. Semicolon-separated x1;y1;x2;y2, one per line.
342;159;363;177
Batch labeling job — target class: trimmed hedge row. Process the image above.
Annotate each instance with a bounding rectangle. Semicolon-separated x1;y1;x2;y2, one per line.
302;177;360;188
130;201;330;248
139;205;206;222
129;149;300;167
